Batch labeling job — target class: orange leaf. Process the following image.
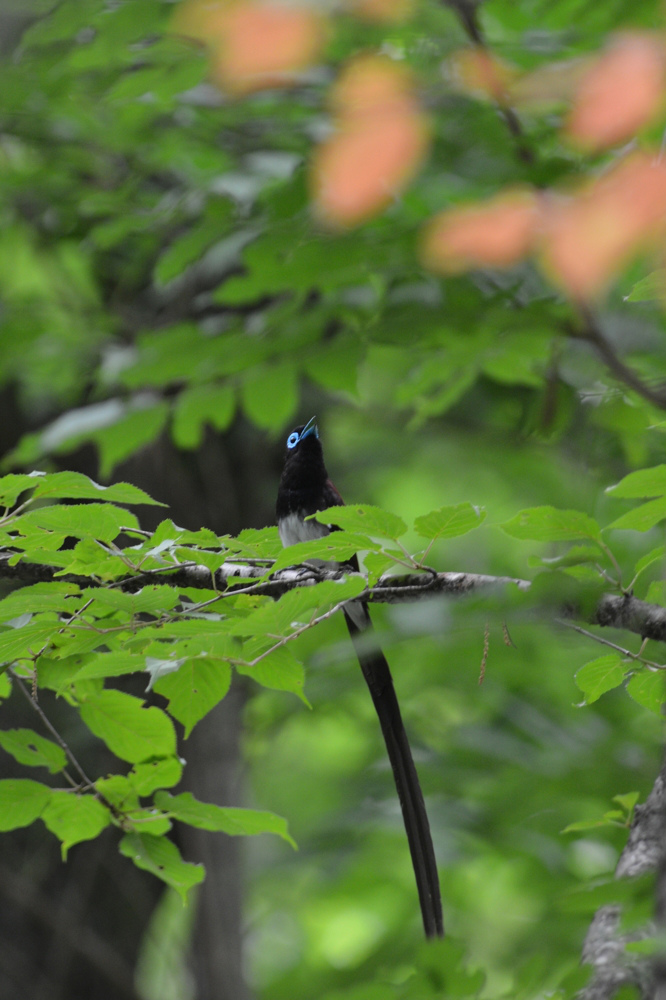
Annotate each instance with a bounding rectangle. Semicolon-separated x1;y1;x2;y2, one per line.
331;55;415;119
312;114;429;227
421;190;539;274
311;56;429;227
540;153;666;300
566;33;666;151
175;0;325;94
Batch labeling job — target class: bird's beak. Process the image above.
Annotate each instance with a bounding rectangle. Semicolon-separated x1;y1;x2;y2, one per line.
300;415;319;440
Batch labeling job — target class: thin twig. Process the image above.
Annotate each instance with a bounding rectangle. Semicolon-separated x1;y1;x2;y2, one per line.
555;619;665;670
573;306;666;411
11;672;97;789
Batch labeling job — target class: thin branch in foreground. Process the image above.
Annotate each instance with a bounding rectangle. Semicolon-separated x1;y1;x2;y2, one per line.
11;671;96;790
572;307;666;411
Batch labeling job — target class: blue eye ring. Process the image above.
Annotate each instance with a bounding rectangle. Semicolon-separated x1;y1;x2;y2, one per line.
287;431;300;449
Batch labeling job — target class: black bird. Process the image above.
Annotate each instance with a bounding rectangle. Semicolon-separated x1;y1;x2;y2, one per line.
276;416;444;939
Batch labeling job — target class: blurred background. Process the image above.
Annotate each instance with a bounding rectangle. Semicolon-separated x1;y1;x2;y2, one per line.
1;0;666;997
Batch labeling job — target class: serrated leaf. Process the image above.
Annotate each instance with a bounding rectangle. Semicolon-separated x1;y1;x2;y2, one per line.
41;791;111;858
625;269;666;302
230;578;365;638
414;502;486;540
73;652;148;681
270;532;377;573
501;506;601;542
129;757;183;795
16;503;139;543
0;728;67;773
0;473;44;507
29;471;163;506
605;498;666;532
83;585;179;616
80;690;177;763
237;644;308;703
575;654;627;704
119;832;205;901
153;656;232;737
0;778;51;830
0;584;81;620
626;670;664;715
314;505;407;540
0;621;60;664
154;791;295;846
607;466;666;498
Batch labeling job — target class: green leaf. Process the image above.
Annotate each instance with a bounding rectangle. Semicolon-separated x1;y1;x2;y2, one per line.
119;832;205;901
230;579;365;637
0;728;67;773
607;466;666;498
83;585;179;616
0;673;10;700
0;778;51;830
605;498;666;532
625;269;666;302
304;335;364;394
73;652;149;681
270;532;378;573
80;689;177;763
575;654;628;704
0;583;81;620
530;545;601;569
0;473;46;507
241;363;297;431
613;791;640;814
129;758;183;795
626;670;664;715
41;791;111;858
153;656;232;737
172;384;235;450
16;502;139;542
154;791;295;846
414;502;486;540
633;546;666;580
0;622;60;664
237;644;308;703
312;505;407;540
28;471;163;506
500;506;601;542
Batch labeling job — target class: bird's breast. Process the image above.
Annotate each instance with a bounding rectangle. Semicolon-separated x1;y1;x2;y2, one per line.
278;511;330;548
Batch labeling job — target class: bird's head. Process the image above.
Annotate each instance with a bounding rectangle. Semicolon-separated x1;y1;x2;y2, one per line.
283;415;321;460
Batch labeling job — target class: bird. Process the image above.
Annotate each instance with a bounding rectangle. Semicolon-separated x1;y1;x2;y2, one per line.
276;415;444;939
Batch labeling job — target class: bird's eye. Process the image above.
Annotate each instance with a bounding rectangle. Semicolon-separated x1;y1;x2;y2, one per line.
287;432;300;449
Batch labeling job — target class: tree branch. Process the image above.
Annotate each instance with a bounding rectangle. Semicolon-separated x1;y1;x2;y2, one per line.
571;307;666;411
3;550;666;648
580;756;666;1000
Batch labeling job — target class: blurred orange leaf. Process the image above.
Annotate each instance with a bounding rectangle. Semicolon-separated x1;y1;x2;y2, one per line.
311;56;429;228
540;153;666;300
566;33;666;151
421;190;539;274
175;0;325;94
